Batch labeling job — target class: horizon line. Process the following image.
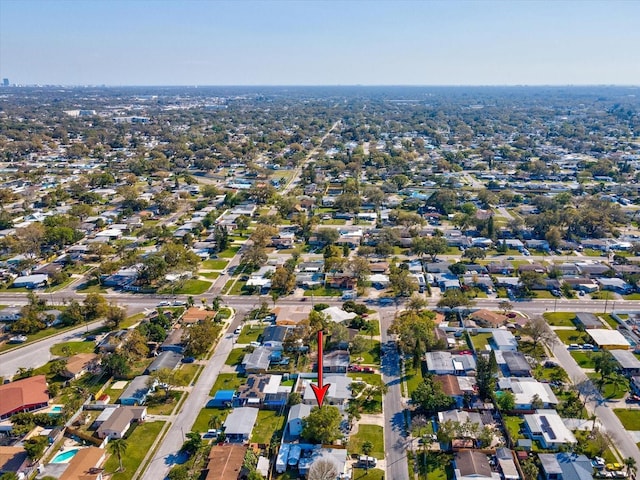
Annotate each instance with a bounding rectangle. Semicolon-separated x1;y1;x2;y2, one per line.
2;83;640;89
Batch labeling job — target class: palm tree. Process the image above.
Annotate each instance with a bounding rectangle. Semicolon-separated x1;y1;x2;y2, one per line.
624;457;637;478
108;439;128;472
361;441;373;472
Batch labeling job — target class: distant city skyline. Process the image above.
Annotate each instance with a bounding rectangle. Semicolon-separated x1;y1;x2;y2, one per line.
1;0;639;86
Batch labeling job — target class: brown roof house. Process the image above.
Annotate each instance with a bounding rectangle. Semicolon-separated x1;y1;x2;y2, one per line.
0;446;29;478
59;446;106;480
468;309;509;328
181;307;216;324
62;353;100;380
0;375;49;420
454;450;498;480
204;444;248;480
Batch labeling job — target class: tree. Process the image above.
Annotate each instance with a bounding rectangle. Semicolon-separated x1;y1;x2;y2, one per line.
411;375;455;414
102;353;130;378
183;321;221;357
519;271;544;293
361;441;374;471
307;458;339;480
241;243;268;270
83;293;108;320
389;309;440;360
520;459;539;480
271;266;296;296
23;436;47;460
624;457;637;478
235;215;250;236
498;301;513;316
437;289;475;310
593;351;618;383
301;406;342;444
106;304;126;329
316;228;339;246
149;368;184;400
476;352;498;401
523;317;556;349
496;390;515;411
182;432;203;455
108;439;128;472
418;236;448;262
389;265;418;297
462;247;486;263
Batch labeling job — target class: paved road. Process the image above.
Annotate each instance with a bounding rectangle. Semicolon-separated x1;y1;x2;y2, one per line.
550;338;640;464
379;306;410;480
142;311;248;480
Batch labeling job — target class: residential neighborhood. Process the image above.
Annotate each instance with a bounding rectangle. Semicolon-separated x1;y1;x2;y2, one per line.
0;84;639;480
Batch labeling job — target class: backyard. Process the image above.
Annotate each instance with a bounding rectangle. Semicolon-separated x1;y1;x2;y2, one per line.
104;421;165;480
251;410;286;444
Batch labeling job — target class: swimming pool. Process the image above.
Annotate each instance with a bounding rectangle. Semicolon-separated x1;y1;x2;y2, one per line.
50;406;63;414
51;448;79;464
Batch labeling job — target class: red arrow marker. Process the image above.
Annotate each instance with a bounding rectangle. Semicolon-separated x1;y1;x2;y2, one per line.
310;330;331;408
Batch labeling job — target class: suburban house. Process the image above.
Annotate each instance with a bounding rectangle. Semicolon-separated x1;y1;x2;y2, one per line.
223;407;259;443
12;274;48;289
425;351;477;376
610;349;640;375
497;351;532;377
160;328;185;353
434;375;464;408
0;446;29;478
573;313;602;329
59;446;106;480
0;375;49;420
233;374;288;410
538;453;594;480
273;305;312;326
303;375;352;410
181;307;215;325
209;390;236;408
492;330;518;351
204;444;248;480
585;329;630;350
96;406;147;439
242;347;273;374
62;353;100;379
287;403;312;439
322;350;350;374
523;410;576;449
454;450;500;480
146;351;183;374
496;448;520;480
497;378;559;410
0;306;21;322
469;310;509;328
118;375;155;405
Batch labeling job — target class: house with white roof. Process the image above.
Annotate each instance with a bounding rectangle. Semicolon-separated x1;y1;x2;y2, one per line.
497;378;558;410
524;410;576;449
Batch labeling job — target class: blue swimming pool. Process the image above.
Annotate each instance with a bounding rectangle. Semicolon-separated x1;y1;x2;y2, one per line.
51;448;79;464
50;406;63;414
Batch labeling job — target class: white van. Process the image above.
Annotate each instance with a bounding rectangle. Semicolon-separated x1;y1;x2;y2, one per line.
358;456;377;468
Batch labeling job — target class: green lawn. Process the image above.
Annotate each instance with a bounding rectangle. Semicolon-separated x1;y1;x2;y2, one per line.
76;280;108;293
222;279;234;294
104;421;165;480
503;415;525;441
404;361;423;396
303;287;343;297
201;259;229;270
352;468;386;480
623;293;640;300
600;314;619;329
237;325;265;344
179;364;200;383
146;391;183;415
412;452;452;480
171;279;212;295
210;373;245;396
570;351;596;369
469;332;493;351
574;430;618;463
226;348;247;366
351;339;380;365
200;272;220;279
614;409;640;430
251;410;286;444
531;290;556;299
555;329;587;345
543;312;576;327
121;313;146;329
588;373;628;399
192;408;230;433
219;246;241;258
0;323;82;353
50;341;96;356
229;280;248;295
349;425;384;459
348;373;384;388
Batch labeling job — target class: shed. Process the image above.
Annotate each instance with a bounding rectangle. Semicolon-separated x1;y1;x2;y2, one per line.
209;390;236;408
574;313;602;329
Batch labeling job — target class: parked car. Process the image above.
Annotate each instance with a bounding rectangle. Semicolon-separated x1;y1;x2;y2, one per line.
234;327;242;335
607;464;623;472
9;335;27;344
182;357;196;363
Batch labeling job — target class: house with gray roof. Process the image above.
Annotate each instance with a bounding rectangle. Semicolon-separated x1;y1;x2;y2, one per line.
610;349;640;375
539;453;593;480
223;407;259;442
146;351;183;374
119;375;155;405
242;347;272;373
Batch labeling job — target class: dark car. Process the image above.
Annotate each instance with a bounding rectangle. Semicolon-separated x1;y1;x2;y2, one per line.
182;357;196;363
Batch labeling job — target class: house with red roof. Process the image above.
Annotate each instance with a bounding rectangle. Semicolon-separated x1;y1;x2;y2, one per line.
0;375;49;420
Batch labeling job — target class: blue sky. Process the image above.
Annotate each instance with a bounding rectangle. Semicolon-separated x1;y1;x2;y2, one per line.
1;0;639;86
